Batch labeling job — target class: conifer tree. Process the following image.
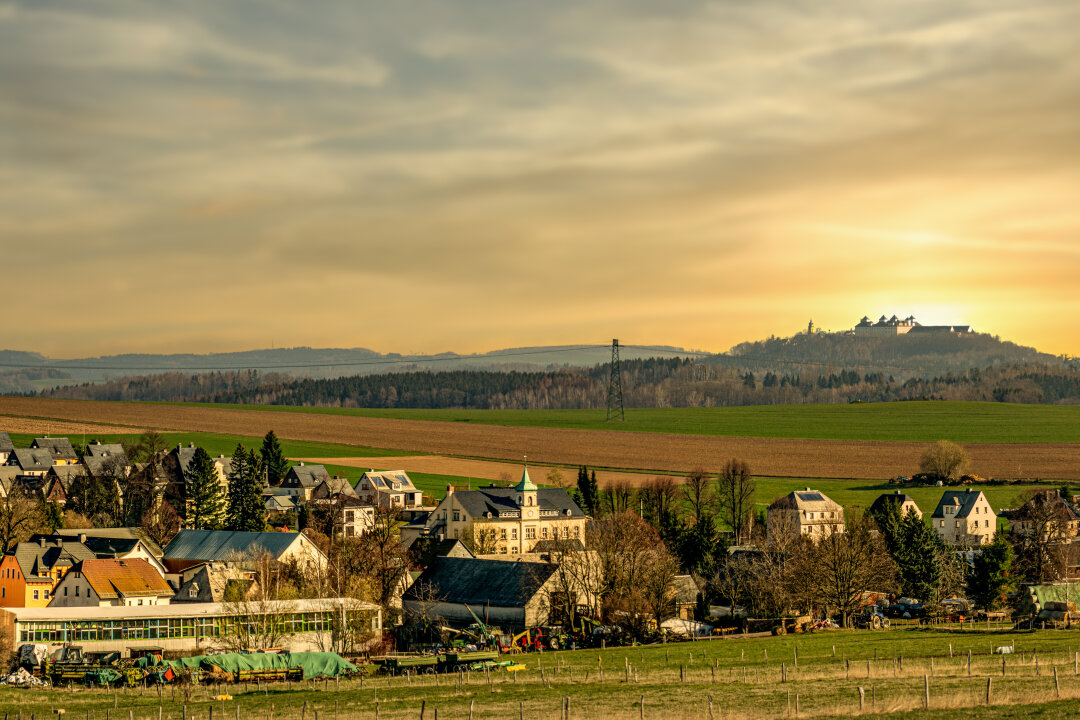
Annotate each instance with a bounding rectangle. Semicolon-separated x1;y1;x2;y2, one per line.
184;447;225;529
227;445;267;532
260;430;289;484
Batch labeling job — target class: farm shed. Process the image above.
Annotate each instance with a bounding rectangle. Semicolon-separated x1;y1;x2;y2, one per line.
402;556;584;631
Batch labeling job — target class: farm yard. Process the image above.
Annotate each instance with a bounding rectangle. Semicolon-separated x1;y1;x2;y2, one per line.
4;630;1080;719
1;398;1079;481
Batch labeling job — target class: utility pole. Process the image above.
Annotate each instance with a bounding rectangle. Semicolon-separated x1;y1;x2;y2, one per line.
606;339;624;422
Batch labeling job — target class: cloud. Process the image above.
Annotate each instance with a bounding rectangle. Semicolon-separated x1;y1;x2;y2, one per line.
2;0;1079;356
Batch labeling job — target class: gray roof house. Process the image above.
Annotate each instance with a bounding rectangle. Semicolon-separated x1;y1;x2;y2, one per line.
402;556;586;630
279;463;331;500
172;562;259;603
5;448;56;476
355;470;423;509
870;491;923;520
931;489;996;547
162;529;327;574
29;437;78;463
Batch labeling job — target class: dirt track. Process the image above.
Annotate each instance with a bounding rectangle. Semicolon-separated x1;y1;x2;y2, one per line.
1;396;1077;480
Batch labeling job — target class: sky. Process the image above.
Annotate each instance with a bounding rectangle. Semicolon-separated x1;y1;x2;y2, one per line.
3;0;1080;358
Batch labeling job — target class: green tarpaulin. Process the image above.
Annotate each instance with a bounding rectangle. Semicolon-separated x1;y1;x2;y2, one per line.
136;652;356;679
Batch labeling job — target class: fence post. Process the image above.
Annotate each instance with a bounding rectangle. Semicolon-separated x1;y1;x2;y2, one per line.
1055;666;1061;698
707;695;714;720
845;659;849;680
1002;656;1006;676
419;701;425;720
923;675;929;709
858;687;864;712
968;650;971;677
468;701;474;720
639;695;644;720
986;677;992;705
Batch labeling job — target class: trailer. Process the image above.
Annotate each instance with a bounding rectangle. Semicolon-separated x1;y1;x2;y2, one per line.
371;655;440;676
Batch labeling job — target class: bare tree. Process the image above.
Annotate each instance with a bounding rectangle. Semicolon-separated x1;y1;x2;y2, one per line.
460;521;499;555
715;459;755;543
712;554;753;617
601;480;634;516
919;441;970;481
219;553;296;652
589;511;662;631
640;544;680;629
790;512;896;627
141;499;181;548
683;468;713;522
0;490;48;553
640;476;679;526
1011;489;1071;583
356;508;409;615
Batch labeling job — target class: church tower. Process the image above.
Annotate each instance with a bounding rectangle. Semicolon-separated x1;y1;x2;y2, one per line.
515;463;537;509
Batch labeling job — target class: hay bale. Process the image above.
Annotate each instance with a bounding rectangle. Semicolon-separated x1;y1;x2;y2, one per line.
1043;601;1074;612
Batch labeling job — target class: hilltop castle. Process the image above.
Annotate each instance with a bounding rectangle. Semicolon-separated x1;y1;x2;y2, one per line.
853;315;972;337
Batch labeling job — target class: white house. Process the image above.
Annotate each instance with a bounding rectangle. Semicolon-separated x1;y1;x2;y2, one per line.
50;558;173;607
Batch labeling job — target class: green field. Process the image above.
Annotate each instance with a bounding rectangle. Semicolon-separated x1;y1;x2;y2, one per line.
157;400;1080;443
3;629;1080;719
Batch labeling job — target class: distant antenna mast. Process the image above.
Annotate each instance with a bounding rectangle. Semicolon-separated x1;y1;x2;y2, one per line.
606;338;625;422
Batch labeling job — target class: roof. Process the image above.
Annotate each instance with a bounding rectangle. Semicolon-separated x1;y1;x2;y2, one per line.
769;488;842;513
9;539;96;581
314;476;358;498
266;495;296;511
450;487;586;520
403;556;558;607
62;528;164;557
529;539;585;554
30;437;77;460
73;558;172;599
359;470;417;493
0;432;13;453
163;529;306;562
1013;490;1080;523
673;575;701;605
31;533;141;557
870;491;919;515
46;464;87;488
8;448;55;472
284;464;331;488
84;442;128;464
514;466;537;493
931;489;991;519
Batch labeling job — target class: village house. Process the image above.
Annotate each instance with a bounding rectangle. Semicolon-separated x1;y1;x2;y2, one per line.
870;490;923;520
403;467;588;554
0;537;97;607
31;531;167;577
1010;490;1080;541
402;556;592;630
172;562;260;603
931;489;997;547
278;462;331;501
0;432;12;465
82;441;130;477
49;558;173;608
161;529;328;579
43;464;87;506
355;470;424;509
767;488;845;539
29;437;78;465
4;448;56;478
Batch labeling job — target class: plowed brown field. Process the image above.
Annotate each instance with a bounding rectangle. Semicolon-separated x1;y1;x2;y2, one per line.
1;396;1077;480
0;414;143;436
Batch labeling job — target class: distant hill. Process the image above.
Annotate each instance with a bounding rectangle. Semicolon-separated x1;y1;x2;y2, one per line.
0;343;693;395
708;330;1063;379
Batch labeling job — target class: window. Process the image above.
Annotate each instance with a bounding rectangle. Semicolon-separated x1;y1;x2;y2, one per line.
75;586;80;597
500;529;507;540
572;526;579;538
525;528;536;540
541;527;548;539
955;521;960;528
501;546;508;554
561;527;568;539
453;510;460;522
33;590;39;601
64;587;68;596
512;529;518;540
511;547;518;553
940;521;944;527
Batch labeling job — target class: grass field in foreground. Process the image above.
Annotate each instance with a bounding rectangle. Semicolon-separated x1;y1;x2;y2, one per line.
157;401;1080;443
4;629;1080;719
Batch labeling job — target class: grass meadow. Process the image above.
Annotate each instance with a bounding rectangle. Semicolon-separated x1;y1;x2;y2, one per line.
5;629;1080;719
160;401;1080;443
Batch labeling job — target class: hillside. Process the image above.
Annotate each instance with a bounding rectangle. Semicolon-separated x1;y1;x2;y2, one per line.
713;330;1062;378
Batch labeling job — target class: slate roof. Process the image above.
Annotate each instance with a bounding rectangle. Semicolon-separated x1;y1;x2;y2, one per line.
163;529;303;562
769;488;842;513
870;491;919;516
529;539;586;554
931;489;990;519
0;466;17;493
173;563;255;603
9;539;96;581
30;437;77;461
0;432;13;454
313;476;358;498
283;464;330;488
673;574;702;605
266;495;296;511
74;558;172;599
31;533;141;557
62;528;165;558
402;556;558;607
8;448;55;472
84;442;128;465
453;487;586;520
46;464;87;489
1013;490;1080;523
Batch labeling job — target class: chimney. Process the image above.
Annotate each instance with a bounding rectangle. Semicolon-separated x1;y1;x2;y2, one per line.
189;442;195;448
299;462;304;467
38;537;45;548
805;487;811;492
446;485;455;496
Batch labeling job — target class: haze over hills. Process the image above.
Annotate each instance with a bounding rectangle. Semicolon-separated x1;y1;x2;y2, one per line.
10;323;1080;408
